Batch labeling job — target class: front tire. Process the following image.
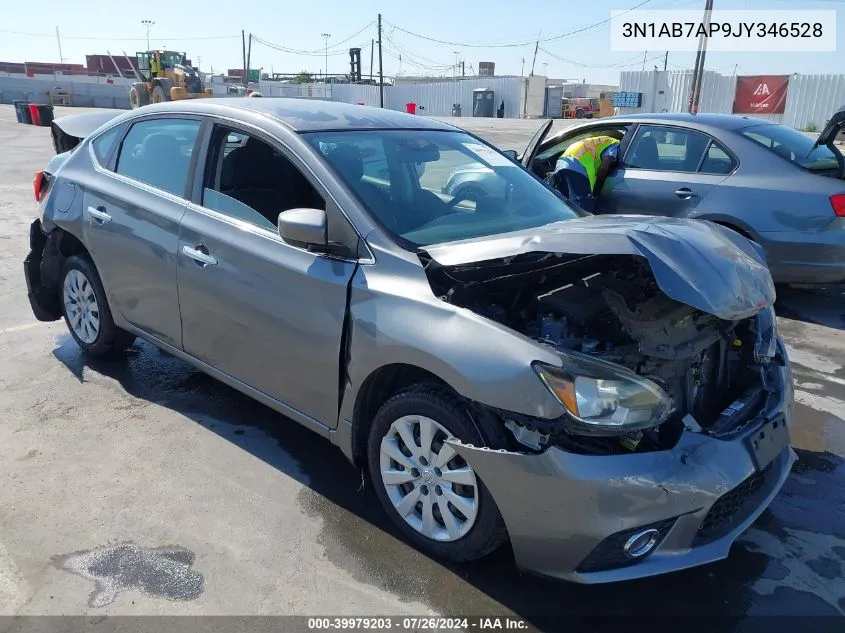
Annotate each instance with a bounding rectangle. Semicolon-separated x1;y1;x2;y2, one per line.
151;84;168;104
60;255;135;356
367;385;508;562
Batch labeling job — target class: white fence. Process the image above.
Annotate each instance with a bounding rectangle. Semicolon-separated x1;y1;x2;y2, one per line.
1;71;531;119
619;70;845;130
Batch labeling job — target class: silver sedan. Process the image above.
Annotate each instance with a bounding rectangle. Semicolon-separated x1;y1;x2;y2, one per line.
27;99;794;583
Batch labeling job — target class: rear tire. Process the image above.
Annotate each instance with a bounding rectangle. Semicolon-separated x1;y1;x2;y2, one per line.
60;255;135;356
575;108;586;119
129;82;149;109
367;385;508;562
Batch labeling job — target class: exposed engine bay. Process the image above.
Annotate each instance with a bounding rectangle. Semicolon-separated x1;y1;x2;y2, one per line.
422;251;778;455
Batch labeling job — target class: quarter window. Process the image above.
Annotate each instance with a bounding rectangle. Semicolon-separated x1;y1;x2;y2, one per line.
115;118;201;197
625;125;712;173
699;142;737;174
91;125;123;167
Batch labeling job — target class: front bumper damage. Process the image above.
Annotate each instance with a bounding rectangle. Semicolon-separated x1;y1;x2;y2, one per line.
450;355;796;583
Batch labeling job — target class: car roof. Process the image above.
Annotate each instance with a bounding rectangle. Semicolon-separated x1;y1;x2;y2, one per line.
605;112;773;131
138;98;457;133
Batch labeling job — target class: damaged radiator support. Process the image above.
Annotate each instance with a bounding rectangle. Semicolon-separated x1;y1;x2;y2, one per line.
427;255;776;455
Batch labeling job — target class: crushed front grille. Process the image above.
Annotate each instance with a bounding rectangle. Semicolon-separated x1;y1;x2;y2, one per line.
694;461;774;546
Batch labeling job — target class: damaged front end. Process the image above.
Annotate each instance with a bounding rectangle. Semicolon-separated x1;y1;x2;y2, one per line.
420;216;795;582
421;216;782;455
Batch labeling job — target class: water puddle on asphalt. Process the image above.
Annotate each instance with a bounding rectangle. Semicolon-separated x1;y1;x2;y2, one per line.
53;543;204;607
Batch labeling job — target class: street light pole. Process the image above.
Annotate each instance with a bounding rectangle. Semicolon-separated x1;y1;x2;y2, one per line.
322;33;331;81
141;20;154;51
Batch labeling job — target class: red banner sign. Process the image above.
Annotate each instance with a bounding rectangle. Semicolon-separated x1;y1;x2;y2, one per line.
733;75;790;114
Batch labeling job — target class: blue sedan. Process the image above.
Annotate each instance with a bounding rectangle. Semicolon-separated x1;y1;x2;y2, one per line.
445;109;845;284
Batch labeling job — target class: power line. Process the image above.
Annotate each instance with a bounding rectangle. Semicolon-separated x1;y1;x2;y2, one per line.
385;0;657;48
383;34;451;71
252;34;368;57
0;28;238;41
538;48;650;69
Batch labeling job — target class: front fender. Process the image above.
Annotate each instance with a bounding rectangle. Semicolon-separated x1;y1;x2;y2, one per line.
341;262;566;424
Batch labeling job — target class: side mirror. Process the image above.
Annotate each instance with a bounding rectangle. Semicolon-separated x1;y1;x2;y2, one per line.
501;149;519;161
278;208;328;250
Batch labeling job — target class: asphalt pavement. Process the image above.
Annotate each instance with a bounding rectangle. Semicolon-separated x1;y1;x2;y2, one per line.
0;106;843;629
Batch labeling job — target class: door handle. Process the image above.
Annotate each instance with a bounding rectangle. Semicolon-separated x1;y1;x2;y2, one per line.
674;188;697;199
182;245;218;267
86;206;112;224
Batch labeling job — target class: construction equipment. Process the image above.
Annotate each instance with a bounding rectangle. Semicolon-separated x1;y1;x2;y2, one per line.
129;50;212;109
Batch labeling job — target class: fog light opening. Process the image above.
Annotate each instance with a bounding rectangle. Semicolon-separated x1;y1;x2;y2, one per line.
623;528;660;558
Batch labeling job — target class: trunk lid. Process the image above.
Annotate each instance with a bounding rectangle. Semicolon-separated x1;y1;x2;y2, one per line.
422;215;775;321
50;110;123;154
812;103;845;150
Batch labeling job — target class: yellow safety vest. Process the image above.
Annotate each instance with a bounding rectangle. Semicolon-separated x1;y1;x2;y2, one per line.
561;136;619;191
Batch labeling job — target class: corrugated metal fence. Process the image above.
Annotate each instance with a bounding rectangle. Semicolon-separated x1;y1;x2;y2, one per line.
620;70;845;130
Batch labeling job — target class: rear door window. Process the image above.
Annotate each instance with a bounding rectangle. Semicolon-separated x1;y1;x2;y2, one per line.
115;118;201;197
625;125;712;172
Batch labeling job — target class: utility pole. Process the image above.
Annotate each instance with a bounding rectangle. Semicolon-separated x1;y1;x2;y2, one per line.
141;20;154;51
197;56;201;71
689;0;714;114
242;30;247;88
369;38;374;81
321;33;331;80
377;14;384;107
55;27;64;64
461;61;465;77
398;54;402;77
664;51;669;71
246;33;253;87
530;40;539;76
521;57;525;77
642;50;648;71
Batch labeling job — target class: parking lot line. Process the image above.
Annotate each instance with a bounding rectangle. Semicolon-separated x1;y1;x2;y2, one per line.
0;322;48;336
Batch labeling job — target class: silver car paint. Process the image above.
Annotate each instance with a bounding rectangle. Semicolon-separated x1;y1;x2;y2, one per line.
450;346;796;583
424;214;775;321
33;101;794;584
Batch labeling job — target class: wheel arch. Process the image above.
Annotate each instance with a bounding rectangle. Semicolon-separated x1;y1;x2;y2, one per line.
351;363;454;465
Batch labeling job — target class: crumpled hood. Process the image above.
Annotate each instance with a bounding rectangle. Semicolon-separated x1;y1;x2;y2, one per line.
423;215;775;321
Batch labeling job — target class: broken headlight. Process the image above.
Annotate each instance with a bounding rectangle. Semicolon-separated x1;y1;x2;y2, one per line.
534;354;673;436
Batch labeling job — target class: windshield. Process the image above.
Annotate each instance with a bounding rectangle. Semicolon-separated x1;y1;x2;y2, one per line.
306;130;579;247
739;123;841;172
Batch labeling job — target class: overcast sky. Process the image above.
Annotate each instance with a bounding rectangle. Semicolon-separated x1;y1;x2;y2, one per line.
1;0;842;83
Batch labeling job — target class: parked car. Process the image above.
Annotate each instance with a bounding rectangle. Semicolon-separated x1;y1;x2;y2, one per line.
446;109;845;285
25;100;794;583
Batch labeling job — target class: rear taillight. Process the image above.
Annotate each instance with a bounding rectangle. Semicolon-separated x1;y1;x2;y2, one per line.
831;194;845;217
33;170;50;203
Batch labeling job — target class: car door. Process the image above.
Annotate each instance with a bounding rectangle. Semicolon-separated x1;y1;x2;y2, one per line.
599;124;735;217
176;123;359;427
81;116;202;348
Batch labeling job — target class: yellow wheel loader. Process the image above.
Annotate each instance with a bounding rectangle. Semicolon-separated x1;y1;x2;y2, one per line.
129;50;213;109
